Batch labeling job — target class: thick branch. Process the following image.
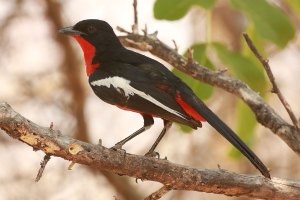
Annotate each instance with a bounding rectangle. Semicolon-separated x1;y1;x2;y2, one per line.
1;102;300;199
117;33;300;156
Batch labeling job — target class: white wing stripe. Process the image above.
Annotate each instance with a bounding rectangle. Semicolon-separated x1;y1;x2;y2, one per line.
91;76;185;119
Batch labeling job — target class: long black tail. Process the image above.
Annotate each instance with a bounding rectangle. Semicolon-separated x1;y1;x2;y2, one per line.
195;100;270;178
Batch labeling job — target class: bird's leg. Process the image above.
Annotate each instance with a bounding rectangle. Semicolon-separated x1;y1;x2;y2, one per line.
112;115;154;150
145;120;172;157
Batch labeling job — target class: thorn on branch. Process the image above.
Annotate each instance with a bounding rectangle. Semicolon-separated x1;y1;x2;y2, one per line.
98;138;102;146
49;122;54;130
142;24;148;36
35;154;51;182
172;40;178;52
187;48;194;64
243;32;300;132
141;24;158;40
148;31;158;40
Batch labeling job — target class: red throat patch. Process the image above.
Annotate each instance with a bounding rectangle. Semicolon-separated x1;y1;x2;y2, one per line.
72;36;100;76
176;93;206;122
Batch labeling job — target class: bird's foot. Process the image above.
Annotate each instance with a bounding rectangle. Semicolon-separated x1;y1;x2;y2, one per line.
111;143;126;155
144;150;160;159
110;144;127;159
111;143;123;151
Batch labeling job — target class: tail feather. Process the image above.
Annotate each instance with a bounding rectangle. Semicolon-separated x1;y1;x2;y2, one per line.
195;100;270;178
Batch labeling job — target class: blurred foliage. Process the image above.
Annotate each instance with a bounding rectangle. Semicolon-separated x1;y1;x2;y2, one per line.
213;42;267;94
154;0;296;157
285;0;300;18
230;0;295;48
154;0;217;20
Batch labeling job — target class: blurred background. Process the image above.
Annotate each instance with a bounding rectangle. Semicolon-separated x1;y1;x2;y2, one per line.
0;0;300;199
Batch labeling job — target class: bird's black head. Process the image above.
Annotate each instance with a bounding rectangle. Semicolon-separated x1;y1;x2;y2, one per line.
59;19;122;48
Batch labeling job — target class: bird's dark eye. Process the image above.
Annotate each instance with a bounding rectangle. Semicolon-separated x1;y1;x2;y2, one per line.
87;25;96;34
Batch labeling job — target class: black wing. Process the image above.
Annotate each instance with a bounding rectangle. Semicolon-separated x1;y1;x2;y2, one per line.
89;58;200;128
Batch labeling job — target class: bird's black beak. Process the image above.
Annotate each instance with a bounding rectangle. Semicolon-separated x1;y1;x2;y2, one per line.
59;26;86;36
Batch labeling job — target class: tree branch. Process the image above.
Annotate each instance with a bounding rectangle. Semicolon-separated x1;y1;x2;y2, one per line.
1;102;300;199
117;31;300;157
242;32;299;131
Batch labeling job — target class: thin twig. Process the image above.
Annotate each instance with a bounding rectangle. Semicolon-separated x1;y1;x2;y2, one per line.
144;185;171;200
35;154;51;182
172;39;178;52
132;0;138;34
243;33;299;131
117;26;131;34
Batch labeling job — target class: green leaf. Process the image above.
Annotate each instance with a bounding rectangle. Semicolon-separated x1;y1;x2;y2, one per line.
213;43;267;94
230;0;295;48
173;44;215;132
154;0;217;20
229;100;257;159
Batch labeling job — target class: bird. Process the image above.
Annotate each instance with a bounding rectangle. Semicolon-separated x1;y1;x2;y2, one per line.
59;19;270;178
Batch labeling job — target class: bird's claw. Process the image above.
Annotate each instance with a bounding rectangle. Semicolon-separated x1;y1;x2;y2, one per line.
144;151;160;158
110;144;127;159
111;143;123;151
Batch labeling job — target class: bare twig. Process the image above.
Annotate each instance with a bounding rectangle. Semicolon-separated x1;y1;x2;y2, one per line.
132;0;138;34
35;154;51;182
1;102;300;199
172;40;178;52
120;37;152;51
117;26;131;34
144;185;171;200
243;33;299;131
